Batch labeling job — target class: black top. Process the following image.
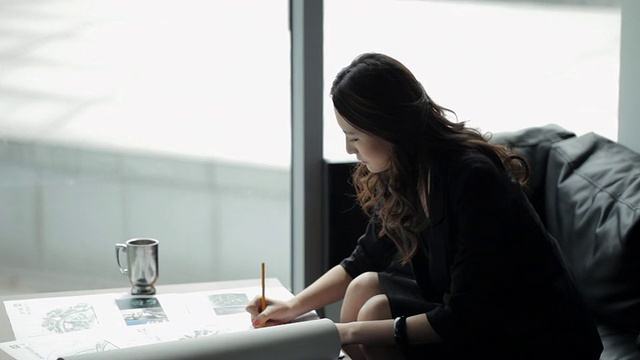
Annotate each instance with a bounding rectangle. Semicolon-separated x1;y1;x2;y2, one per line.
341;149;603;359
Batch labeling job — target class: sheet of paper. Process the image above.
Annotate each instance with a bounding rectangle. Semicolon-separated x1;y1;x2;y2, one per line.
0;285;314;360
61;318;341;360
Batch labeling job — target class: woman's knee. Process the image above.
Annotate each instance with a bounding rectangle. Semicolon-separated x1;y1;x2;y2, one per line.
358;294;392;321
345;272;381;300
341;272;383;323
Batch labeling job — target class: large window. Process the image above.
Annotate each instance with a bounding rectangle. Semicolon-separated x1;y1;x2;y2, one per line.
0;0;292;294
323;0;621;162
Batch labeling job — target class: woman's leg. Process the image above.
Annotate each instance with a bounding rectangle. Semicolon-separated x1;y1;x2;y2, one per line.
340;272;383;360
356;294;405;360
340;272;404;360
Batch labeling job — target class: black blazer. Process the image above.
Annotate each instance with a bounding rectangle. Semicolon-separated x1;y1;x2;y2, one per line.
341;149;603;359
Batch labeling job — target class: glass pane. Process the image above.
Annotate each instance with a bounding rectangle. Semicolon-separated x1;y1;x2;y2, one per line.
323;0;620;162
0;0;291;294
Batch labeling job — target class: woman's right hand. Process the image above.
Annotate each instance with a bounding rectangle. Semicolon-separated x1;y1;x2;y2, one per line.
246;265;352;328
246;296;300;328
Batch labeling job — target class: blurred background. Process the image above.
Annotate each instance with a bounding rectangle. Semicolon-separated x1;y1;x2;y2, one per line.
0;0;623;295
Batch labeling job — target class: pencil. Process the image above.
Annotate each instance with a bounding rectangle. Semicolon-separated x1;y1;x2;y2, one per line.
261;262;267;312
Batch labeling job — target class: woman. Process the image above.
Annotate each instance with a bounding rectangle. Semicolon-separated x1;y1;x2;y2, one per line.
247;53;603;359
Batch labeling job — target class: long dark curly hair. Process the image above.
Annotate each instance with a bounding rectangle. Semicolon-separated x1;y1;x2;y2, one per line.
330;53;529;263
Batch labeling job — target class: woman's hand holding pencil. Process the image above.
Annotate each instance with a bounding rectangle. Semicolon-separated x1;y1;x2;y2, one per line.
246;262;296;328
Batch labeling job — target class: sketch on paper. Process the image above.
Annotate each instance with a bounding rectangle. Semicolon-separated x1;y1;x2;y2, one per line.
208;293;250;316
4;298;104;339
48;339;120;359
0;335;122;360
0;285;300;359
178;327;221;340
116;297;169;326
41;302;98;334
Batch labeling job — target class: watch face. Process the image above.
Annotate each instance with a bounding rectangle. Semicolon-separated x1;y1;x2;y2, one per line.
394;316;408;347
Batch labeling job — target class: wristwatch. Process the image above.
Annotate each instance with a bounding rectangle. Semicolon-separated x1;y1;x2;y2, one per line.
394;316;408;351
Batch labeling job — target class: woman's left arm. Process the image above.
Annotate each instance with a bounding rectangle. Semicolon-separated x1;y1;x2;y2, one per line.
337;313;442;346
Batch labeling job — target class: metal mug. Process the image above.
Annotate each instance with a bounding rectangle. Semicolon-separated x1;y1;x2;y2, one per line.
115;238;159;295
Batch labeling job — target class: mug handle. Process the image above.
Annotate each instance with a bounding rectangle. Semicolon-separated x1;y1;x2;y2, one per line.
115;243;128;275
